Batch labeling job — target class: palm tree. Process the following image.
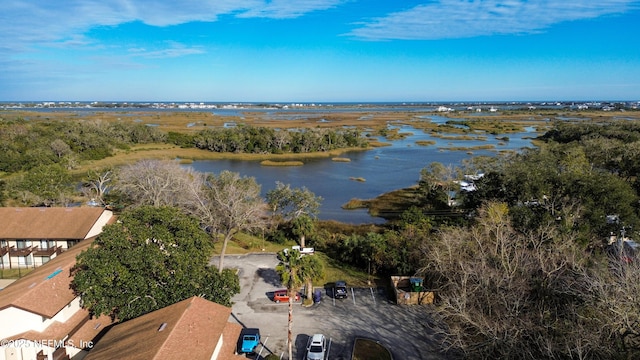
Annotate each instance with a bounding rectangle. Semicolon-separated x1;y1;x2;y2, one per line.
276;249;325;358
300;255;324;301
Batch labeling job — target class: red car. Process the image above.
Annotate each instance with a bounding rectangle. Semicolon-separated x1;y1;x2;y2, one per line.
272;289;300;303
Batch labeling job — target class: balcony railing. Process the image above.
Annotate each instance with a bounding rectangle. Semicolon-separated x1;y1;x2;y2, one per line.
0;247;8;257
9;246;34;257
33;245;62;257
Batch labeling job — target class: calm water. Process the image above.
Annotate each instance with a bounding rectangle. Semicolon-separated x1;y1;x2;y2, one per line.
188;121;540;223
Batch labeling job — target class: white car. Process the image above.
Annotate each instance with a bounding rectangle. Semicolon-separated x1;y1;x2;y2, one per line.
306;334;327;360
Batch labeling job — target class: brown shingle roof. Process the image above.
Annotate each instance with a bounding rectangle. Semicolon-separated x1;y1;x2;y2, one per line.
84;296;246;360
0;239;92;317
9;308;113;350
0;207;107;239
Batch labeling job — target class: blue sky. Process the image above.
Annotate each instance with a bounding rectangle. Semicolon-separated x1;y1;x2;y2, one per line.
1;0;639;102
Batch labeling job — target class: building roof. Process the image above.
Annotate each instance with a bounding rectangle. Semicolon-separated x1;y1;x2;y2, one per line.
0;207;108;239
9;308;113;350
84;296;246;360
0;239;93;318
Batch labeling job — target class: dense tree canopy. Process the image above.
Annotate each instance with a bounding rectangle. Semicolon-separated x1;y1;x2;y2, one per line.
71;206;239;321
0;117;165;174
192;126;366;154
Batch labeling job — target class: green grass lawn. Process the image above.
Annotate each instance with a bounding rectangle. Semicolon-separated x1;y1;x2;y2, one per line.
215;233;381;288
0;268;35;279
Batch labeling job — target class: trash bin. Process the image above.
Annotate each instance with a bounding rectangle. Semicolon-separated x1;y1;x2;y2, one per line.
410;277;423;292
313;289;322;303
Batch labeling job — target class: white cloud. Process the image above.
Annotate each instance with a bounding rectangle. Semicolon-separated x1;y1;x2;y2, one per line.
347;0;640;40
0;0;344;52
129;41;206;58
237;0;342;19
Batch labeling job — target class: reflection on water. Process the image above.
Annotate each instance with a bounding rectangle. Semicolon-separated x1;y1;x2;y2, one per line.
187;125;539;224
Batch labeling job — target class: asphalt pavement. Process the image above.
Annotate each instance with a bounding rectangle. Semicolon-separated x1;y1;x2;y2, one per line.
213;253;448;360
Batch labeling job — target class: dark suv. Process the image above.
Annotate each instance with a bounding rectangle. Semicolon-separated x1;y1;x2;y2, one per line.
334;280;348;299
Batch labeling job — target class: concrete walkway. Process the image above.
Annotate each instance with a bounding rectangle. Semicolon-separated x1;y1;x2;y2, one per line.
0;279;16;290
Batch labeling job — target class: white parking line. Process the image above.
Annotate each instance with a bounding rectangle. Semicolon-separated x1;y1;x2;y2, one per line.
257;337;268;358
326;338;332;360
351;287;356;305
370;287;376;305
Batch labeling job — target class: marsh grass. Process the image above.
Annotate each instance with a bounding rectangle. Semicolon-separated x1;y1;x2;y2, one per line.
332;157;351;162
415;140;436;146
367;140;392;147
439;144;496;151
431;134;487;141
342;198;366;209
260;160;304;166
342;186;421;219
71;144;367;174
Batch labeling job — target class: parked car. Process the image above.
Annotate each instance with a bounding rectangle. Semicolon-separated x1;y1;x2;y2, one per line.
238;328;260;354
334;280;348;299
272;289;300;303
305;334;327;360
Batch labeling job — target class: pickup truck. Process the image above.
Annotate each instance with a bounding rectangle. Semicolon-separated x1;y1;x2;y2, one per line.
334;280;348;299
239;328;260;354
284;245;315;256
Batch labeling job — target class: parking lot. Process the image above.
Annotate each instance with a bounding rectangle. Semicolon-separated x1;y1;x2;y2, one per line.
215;253;447;360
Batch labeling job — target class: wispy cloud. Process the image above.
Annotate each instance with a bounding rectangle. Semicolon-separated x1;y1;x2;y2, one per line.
237;0;342;19
128;41;206;58
347;0;640;40
0;0;344;52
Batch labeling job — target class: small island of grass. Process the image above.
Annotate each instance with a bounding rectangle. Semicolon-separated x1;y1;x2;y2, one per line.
415;140;436;146
332;157;351;162
260;160;304;166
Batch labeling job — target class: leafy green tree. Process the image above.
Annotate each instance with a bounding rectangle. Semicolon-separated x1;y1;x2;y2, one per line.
0;179;7;206
266;182;322;247
418;162;458;210
14;163;73;206
360;232;387;281
71;206;239;321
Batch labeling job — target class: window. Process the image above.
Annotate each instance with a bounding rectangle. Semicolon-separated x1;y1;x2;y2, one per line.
16;240;29;249
67;240;81;248
18;256;33;266
40;256;50;264
40;240;51;249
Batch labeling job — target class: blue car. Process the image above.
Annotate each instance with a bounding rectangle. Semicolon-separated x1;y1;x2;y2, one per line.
239;328;260;354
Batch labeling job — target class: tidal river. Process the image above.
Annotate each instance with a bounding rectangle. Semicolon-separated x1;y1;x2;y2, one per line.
188;123;538;223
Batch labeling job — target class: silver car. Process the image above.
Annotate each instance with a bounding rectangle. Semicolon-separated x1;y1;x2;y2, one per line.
305;334;327;360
